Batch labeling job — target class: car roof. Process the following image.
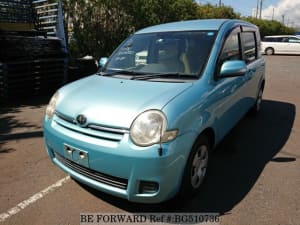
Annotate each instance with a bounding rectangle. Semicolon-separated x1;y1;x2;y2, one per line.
264;35;299;38
135;19;241;34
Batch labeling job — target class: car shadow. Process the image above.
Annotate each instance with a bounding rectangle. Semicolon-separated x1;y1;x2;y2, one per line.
0;95;50;134
75;99;296;213
0;94;50;109
0;95;50;153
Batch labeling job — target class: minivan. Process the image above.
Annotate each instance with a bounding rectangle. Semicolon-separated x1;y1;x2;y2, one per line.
261;35;300;55
43;19;265;203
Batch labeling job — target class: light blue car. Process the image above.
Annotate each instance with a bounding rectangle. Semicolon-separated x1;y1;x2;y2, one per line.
43;19;265;203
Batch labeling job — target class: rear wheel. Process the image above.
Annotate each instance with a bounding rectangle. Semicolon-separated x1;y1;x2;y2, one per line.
265;47;274;55
179;135;210;198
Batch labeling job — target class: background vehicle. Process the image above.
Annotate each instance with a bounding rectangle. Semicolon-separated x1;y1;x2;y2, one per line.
261;35;300;55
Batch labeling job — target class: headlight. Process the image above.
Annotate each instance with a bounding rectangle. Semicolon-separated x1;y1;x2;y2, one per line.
130;110;178;147
45;92;59;118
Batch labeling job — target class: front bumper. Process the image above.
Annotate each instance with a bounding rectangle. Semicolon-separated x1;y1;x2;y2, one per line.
43;116;196;203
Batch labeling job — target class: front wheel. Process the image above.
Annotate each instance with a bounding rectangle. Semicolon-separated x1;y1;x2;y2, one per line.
179;135;210;198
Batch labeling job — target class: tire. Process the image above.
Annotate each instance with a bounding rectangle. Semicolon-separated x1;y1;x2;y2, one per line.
179;135;211;198
249;86;264;115
265;47;274;55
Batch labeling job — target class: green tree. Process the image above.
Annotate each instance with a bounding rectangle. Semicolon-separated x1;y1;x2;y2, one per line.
61;1;247;59
123;0;198;30
63;0;133;58
196;3;240;19
244;17;296;37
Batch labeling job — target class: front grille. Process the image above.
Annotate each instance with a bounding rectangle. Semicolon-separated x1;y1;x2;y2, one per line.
54;152;128;190
54;111;128;142
55;111;75;124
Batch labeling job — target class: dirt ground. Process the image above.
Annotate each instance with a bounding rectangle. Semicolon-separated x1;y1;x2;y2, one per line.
0;55;300;225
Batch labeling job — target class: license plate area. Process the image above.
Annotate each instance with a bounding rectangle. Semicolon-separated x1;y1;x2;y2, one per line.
63;144;89;168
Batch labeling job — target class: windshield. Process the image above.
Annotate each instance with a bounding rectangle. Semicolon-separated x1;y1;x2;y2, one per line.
103;31;217;80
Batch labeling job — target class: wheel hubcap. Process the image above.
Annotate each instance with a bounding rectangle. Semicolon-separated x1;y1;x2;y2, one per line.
191;145;208;189
266;49;273;55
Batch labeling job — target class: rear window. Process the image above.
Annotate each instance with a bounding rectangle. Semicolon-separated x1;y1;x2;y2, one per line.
287;37;300;43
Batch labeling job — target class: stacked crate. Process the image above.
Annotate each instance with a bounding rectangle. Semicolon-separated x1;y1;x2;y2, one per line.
0;0;67;100
0;62;4;99
0;32;66;99
0;0;36;30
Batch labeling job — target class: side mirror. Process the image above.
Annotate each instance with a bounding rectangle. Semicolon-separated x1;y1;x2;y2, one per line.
219;60;247;78
98;57;108;68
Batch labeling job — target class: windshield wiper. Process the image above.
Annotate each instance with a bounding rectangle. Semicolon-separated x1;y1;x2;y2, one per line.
130;72;199;80
98;71;199;80
98;70;147;77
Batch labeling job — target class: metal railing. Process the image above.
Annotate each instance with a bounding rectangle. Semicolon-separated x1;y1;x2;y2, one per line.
32;0;59;36
0;0;68;101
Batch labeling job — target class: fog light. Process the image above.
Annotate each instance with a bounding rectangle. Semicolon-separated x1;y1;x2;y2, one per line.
139;181;159;194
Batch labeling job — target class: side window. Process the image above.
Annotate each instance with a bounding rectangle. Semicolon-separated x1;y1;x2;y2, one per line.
277;37;283;42
282;37;289;42
263;37;274;42
240;32;257;64
219;28;241;64
288;37;300;43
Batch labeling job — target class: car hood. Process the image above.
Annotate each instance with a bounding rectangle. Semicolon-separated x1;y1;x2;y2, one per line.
56;75;193;129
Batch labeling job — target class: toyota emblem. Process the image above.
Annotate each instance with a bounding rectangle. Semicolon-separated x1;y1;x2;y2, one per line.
76;114;87;125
